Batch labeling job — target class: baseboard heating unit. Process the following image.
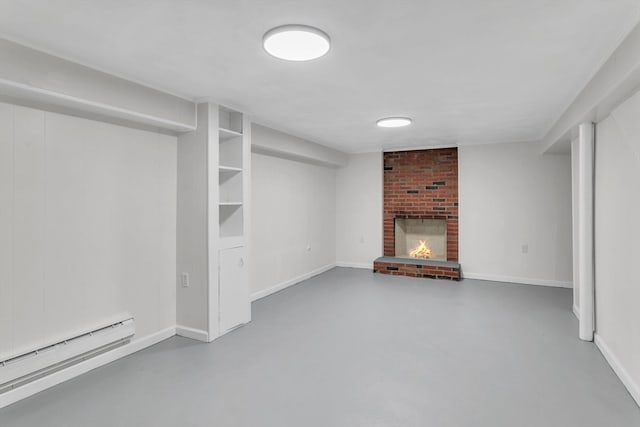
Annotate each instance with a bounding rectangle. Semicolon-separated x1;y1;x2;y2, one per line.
0;318;135;393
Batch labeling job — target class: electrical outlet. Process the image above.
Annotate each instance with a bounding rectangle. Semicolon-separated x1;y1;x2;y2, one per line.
521;244;529;254
180;272;190;288
359;236;365;244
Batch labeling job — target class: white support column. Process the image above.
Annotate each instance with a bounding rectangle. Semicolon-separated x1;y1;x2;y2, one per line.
576;122;595;341
570;137;580;318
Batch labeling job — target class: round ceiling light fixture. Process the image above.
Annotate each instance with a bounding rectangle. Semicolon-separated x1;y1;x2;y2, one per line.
376;117;413;128
263;25;331;61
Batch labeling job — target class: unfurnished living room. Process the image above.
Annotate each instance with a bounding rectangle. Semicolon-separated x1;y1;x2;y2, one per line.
1;1;640;426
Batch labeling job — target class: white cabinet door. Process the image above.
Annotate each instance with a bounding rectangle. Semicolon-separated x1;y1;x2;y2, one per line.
219;246;250;333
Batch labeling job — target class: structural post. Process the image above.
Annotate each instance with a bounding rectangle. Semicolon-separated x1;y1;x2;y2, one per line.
576;122;595;341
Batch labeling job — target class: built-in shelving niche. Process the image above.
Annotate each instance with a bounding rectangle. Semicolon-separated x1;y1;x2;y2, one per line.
219;167;242;203
217;105;250;335
218;106;244;239
219;204;243;238
219;107;243;134
219;135;243;169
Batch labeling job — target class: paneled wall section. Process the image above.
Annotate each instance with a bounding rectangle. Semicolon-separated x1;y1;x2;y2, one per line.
0;103;177;360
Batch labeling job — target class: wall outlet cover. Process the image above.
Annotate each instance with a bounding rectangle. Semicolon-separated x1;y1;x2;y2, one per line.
181;272;190;287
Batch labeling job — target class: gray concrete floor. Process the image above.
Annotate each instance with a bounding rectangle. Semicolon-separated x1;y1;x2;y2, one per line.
1;267;639;427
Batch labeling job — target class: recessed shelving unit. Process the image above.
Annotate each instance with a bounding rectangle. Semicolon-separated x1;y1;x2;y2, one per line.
217;106;247;241
215;105;251;335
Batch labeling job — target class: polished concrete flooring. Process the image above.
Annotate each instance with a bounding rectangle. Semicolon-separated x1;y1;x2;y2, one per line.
1;268;639;426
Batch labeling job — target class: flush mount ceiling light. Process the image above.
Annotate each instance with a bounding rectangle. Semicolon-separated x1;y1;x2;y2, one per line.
376;117;413;128
263;25;331;61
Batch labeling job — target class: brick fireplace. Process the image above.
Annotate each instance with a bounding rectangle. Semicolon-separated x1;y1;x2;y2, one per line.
374;148;461;280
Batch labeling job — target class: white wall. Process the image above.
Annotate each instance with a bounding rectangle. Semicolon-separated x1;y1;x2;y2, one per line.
459;142;572;287
176;103;212;333
594;88;640;403
250;151;336;299
0;102;177;360
336;152;383;268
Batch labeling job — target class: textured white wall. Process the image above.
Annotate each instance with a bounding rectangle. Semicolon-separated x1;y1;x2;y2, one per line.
250;152;336;298
0;103;177;360
594;89;640;401
335;152;383;268
458;142;572;286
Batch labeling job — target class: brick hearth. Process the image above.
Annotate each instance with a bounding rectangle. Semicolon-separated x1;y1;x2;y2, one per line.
373;257;460;280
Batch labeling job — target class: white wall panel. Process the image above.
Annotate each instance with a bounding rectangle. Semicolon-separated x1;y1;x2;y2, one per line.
595;89;640;402
459;142;573;286
176;103;211;332
41;112;91;343
335;152;383;267
250;152;336;296
0;103;13;359
11;106;47;355
0;102;177;359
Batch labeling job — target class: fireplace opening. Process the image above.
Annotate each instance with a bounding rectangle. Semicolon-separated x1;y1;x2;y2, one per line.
394;218;447;261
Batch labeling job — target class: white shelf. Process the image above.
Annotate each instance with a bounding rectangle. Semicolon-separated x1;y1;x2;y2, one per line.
219;202;243;206
219;127;243;142
219;165;242;173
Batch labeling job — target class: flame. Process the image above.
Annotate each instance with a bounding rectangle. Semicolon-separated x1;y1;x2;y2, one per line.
409;240;432;259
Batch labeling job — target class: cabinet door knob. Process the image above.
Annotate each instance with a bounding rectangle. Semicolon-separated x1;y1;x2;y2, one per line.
238;257;244;267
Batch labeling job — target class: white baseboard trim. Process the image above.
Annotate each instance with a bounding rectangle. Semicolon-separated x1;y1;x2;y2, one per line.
0;326;176;409
573;304;580;320
250;263;336;302
462;272;572;289
594;334;640;408
176;325;209;342
335;261;372;269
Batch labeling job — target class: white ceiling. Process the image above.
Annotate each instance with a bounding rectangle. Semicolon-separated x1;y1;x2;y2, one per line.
1;0;639;153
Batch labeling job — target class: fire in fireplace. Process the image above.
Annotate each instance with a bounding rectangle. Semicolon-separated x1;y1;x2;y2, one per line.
395;218;447;261
409;240;432;259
